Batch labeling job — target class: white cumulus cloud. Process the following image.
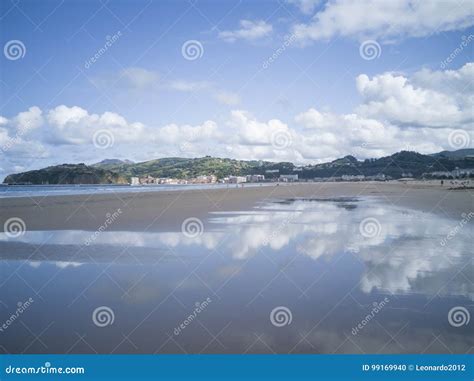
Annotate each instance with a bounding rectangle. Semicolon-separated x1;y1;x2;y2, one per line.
1;64;472;181
292;0;474;43
356;63;474;128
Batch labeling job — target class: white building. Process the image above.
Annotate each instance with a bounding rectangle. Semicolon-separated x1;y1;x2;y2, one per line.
194;175;217;184
246;174;265;182
131;177;140;186
228;176;247;184
428;168;474;178
341;175;365;181
279;174;298;182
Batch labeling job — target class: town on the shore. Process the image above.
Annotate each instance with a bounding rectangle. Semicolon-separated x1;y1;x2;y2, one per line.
131;174;269;185
130;168;474;186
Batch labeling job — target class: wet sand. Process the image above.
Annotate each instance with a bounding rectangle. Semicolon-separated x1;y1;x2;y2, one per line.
1;181;472;233
1;183;473;354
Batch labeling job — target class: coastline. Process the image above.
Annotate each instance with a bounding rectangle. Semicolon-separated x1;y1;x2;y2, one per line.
1;181;472;233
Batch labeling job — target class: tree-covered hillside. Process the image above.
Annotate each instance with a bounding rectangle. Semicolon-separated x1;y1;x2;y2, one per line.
4;149;473;184
3;164;128;185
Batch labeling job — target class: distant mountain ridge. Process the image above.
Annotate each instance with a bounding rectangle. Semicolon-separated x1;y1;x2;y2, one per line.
3;149;473;184
93;159;135;166
431;149;474;159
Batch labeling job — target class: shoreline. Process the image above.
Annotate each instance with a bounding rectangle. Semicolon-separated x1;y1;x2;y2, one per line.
1;182;472;233
0;182;278;199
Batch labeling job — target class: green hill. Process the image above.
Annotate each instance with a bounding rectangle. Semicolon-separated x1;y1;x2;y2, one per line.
4;149;473;184
94;156;283;179
3;164;128;185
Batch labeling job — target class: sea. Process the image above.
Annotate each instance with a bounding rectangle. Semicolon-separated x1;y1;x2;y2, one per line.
0;183;275;198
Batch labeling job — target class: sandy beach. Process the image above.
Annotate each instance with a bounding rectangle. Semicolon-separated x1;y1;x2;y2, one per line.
1;181;472;233
1;181;473;355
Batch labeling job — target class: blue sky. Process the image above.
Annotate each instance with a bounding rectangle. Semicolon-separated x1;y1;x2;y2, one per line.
0;0;473;180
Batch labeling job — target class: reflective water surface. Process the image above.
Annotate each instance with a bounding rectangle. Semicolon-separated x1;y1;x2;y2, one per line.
0;183;275;198
0;197;472;353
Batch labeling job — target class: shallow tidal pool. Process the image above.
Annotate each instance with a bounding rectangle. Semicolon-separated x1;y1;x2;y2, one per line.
0;197;472;354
